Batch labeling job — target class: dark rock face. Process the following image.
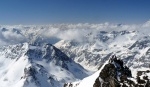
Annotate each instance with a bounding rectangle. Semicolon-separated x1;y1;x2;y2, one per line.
94;55;132;87
64;82;80;87
136;70;150;87
94;55;150;87
24;66;37;78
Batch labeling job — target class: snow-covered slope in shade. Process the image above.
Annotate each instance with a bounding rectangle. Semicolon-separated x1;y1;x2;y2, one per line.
0;43;90;87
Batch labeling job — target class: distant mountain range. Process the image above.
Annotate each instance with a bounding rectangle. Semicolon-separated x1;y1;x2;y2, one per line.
0;23;150;87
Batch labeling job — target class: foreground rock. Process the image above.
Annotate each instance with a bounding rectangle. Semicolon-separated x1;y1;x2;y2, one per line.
64;55;150;87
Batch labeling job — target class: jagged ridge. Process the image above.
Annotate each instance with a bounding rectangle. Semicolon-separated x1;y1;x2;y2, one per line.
0;43;90;87
65;55;150;87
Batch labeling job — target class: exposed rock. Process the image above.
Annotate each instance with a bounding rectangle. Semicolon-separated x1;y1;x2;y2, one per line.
93;55;150;87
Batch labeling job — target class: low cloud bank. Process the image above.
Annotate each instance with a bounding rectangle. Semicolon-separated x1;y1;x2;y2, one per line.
0;20;150;46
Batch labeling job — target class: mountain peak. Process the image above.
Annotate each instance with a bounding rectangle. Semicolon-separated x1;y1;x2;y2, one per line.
67;55;150;87
93;55;132;87
0;43;89;87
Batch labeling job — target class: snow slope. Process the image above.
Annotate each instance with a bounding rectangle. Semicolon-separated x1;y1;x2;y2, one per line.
0;43;90;87
76;60;109;87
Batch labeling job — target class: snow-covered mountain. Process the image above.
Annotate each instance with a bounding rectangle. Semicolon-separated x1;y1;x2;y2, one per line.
0;43;90;87
0;24;139;71
55;30;150;71
0;22;150;86
64;55;150;87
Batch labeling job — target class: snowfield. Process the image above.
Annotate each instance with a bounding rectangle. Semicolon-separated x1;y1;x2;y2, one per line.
0;21;150;86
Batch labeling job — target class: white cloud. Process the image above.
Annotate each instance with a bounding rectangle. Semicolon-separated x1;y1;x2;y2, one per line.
142;20;150;27
0;28;27;46
0;20;150;46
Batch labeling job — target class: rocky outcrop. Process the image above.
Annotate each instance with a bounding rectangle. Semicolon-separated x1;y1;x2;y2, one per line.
64;55;150;87
65;55;150;87
64;82;80;87
94;55;150;87
136;70;150;87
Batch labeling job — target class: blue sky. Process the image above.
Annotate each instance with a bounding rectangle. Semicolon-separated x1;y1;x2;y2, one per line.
0;0;150;24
